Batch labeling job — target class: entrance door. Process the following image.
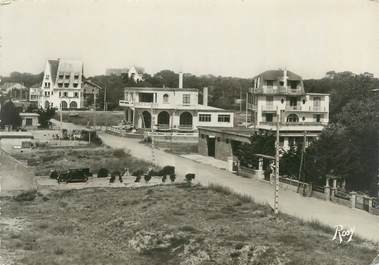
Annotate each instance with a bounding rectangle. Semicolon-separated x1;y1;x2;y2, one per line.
207;137;215;157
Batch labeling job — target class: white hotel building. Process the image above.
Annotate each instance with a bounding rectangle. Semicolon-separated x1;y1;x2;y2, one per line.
39;59;84;109
119;74;234;132
248;69;330;148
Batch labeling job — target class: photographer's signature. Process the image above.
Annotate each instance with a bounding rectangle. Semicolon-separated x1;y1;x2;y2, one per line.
332;225;354;244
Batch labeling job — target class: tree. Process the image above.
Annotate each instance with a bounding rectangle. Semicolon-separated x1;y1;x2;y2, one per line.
0;100;21;129
37;107;55;128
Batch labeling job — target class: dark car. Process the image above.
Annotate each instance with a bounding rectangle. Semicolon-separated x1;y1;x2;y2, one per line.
57;168;90;183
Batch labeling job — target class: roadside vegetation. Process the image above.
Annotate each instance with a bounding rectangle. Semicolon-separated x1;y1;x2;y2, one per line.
1;185;377;265
12;146;151;176
55;111;124;127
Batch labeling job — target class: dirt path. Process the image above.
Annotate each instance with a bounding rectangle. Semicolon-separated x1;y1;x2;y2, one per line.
100;132;379;243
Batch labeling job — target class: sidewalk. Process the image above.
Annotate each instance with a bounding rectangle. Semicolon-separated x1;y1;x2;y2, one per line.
100;132;379;242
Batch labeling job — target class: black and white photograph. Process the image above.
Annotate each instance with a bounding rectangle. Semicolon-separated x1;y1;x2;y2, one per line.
0;0;378;264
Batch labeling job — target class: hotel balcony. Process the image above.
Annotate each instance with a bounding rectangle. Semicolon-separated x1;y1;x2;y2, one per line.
253;85;304;95
257;121;327;131
285;105;328;113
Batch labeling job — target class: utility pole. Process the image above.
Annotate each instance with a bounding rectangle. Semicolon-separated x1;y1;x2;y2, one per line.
298;131;307;181
245;92;248;128
150;103;156;167
240;87;242;112
93;92;97;129
103;82;107;112
274;107;280;216
60;100;63;143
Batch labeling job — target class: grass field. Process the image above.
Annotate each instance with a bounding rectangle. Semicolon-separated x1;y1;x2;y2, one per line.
1;184;377;265
11;146;151;176
55;111;125;127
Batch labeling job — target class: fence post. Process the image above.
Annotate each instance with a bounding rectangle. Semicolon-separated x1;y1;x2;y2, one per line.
368;197;373;214
324;177;330;201
330;178;337;200
350;192;357;209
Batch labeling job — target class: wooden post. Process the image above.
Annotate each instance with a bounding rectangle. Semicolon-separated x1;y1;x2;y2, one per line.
274;107;280;216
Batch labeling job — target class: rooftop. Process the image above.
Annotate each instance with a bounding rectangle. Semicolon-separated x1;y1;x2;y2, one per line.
124;86;198;92
254;69;302;81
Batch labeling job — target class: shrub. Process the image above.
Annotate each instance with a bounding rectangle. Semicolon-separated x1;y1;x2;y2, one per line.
162;175;167;182
170;174;176;182
113;148;127;158
14;190;37;202
144;174;152;183
185;173;195;183
135;176;141;182
49;170;59;179
97;168;109;178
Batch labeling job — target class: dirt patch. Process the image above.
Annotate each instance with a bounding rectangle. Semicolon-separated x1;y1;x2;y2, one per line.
0;185;377;265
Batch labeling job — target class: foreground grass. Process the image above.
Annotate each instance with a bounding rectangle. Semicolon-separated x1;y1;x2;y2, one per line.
56;111;124;127
1;185;377;265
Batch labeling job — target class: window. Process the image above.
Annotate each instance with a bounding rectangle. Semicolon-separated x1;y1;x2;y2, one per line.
183;94;190;104
302;99;306;104
59;92;61;97
25;118;33;126
64;83;69;88
302;116;305;121
266;113;273;122
65;74;70;79
289;97;298;106
74;92;78;98
199;114;211;122
44;82;49;88
63;92;68;97
163;94;169;103
315;114;321;123
45;75;50;80
266;96;273;107
58;74;64;79
281;98;284;104
74;74;79;80
218;114;230;122
217;137;221;142
73;83;78;88
287;114;299;123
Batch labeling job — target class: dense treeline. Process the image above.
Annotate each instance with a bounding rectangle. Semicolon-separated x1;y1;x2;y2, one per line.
89;70;250;110
234;71;379;195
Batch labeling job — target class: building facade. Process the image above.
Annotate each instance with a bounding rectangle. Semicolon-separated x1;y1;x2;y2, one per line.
119;85;234;132
39;59;84;109
29;83;42;103
248;69;329;149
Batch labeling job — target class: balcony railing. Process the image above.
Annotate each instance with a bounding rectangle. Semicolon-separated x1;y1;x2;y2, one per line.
260;121;326;127
156;124;170;131
253;86;304;95
177;125;194;131
261;105;276;112
285;105;327;112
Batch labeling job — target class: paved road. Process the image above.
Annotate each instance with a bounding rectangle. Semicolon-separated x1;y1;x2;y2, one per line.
100;132;379;242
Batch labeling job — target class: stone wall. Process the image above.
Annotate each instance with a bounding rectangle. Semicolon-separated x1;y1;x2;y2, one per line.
214;140;233;161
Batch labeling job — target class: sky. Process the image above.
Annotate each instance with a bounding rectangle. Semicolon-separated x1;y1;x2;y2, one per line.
0;0;378;79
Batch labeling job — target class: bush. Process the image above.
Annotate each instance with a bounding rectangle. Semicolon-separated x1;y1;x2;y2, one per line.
97;168;109;178
14;190;37;202
170;174;176;182
113;148;127;158
144;174;152;183
49;170;59;179
185;173;195;183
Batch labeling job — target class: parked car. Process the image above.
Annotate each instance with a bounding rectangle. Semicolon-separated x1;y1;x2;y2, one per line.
57;168;90;183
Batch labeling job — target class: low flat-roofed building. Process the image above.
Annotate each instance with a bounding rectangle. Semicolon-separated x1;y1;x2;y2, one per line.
20;113;40;130
198;127;253;161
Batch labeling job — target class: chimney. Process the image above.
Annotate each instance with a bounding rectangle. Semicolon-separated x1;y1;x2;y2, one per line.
203;87;208;106
283;68;288;87
179;72;183;89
